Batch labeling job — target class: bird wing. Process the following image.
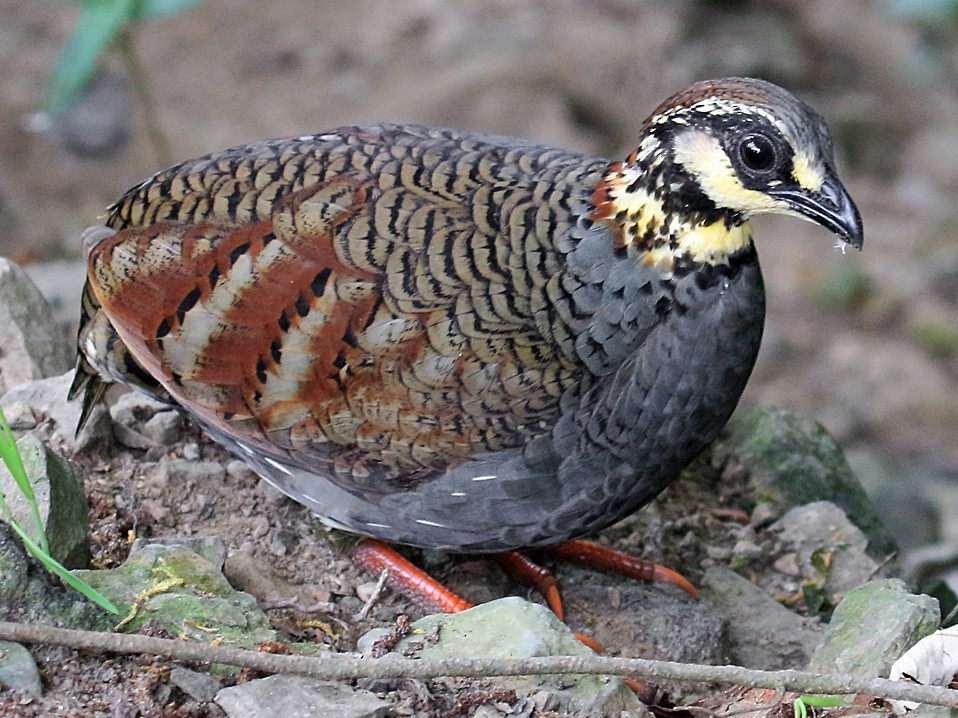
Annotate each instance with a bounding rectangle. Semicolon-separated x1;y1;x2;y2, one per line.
83;126;614;494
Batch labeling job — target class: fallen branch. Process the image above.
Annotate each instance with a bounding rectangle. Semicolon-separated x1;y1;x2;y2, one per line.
1;621;955;709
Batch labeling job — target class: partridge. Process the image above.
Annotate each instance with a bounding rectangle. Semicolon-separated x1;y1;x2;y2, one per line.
73;77;861;608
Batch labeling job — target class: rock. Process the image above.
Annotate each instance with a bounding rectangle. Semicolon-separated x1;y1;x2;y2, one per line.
142;409;183;445
809;579;939;678
0;434;91;568
0;641;42;697
215;675;392;718
109;391;180;450
590;579;724;667
75;541;278;648
701;566;824;669
0;522;111;631
718;406;896;558
20;260;87;335
770;502;881;597
358;597;647;716
170;666;220;703
0;258;72;395
131;536;227;571
223;549;321;608
2;401;36;431
1;371;109;453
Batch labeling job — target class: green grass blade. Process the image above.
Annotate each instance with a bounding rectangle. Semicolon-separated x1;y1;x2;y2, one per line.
8;515;119;614
0;407;118;613
0;406;47;553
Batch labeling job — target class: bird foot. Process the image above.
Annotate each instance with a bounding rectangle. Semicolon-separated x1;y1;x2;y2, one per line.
349;537;696;657
537;539;698;598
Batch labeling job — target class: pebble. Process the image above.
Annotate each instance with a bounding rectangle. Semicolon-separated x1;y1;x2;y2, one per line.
215;675;392;718
3;403;35;432
169;666;220;703
0;641;42;697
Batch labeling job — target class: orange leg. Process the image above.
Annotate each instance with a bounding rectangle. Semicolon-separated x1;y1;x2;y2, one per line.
350;539;605;652
493;551;564;620
351;538;473;613
540;539;698;598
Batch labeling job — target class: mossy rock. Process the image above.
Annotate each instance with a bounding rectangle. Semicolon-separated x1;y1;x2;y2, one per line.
718;406;896;558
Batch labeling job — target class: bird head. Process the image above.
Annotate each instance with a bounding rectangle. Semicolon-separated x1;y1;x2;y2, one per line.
591;77;863;267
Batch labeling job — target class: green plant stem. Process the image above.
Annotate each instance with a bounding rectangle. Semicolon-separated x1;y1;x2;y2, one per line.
0;406;47;553
115;25;172;165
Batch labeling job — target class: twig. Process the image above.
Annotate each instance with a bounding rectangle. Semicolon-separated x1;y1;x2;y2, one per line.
353;568;390;622
258;598;342;617
1;621;957;709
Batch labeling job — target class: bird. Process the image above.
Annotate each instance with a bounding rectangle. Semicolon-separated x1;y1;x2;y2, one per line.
72;77;862;616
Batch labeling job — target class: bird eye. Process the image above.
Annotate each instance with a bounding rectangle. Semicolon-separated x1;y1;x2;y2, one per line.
738;134;777;173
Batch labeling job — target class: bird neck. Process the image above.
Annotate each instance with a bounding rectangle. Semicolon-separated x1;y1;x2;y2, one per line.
589;141;755;270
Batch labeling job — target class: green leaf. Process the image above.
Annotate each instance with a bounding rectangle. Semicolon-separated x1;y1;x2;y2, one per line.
0;407;47;553
798;695;850;708
12;515;119;614
131;0;205;19
0;407;118;613
46;0;136;116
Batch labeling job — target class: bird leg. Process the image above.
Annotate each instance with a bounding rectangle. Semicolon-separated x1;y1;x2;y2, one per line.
351;538;473;614
349;539;605;651
493;551;564;620
537;539;698;598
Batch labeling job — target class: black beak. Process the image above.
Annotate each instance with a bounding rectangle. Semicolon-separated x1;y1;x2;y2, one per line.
769;171;864;250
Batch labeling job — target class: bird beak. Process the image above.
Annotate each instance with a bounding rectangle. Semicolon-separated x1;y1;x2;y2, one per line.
769;171;864;250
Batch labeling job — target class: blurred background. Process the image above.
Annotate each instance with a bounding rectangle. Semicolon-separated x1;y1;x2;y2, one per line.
0;0;956;573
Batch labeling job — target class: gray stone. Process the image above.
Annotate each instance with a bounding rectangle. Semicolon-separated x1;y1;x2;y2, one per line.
702;566;824;669
142;409;183;445
358;597;646;716
215;675;392;718
0;434;90;568
590;580;724;667
131;535;227;571
1;371;109;453
771;502;881;596
0;258;72;395
109;390;178;450
2;401;36;430
809;579;940;677
0;641;41;697
170;666;220;703
223;550;319;607
718;406;897;558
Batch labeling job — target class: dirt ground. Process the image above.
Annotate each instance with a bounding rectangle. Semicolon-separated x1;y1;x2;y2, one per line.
1;0;957;715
